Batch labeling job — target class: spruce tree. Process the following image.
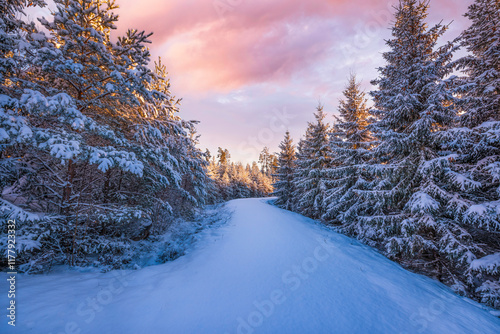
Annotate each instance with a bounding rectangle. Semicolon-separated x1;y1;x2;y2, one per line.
450;0;500;308
273;131;296;210
1;0;211;272
450;0;500;231
360;0;479;288
322;74;373;225
293;105;331;219
455;0;499;128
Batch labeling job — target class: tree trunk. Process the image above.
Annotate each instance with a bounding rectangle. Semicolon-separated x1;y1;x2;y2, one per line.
61;159;75;214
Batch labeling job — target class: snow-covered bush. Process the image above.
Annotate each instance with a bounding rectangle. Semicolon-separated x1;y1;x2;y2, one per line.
0;0;212;273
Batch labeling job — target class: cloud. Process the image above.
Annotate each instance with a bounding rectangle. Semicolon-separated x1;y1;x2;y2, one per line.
30;0;475;95
22;0;476;163
112;0;474;162
116;0;394;93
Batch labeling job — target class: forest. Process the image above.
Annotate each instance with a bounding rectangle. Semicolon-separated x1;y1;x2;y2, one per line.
0;0;273;274
1;0;499;315
273;0;500;310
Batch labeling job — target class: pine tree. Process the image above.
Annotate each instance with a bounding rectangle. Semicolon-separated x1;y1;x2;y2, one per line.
0;0;48;153
0;0;211;272
273;131;296;210
322;74;373;224
0;0;53;272
0;0;45;92
22;0;156;216
359;0;480;289
259;147;271;174
35;0;154;115
258;146;278;177
293;105;331;219
455;0;499;128
450;0;500;307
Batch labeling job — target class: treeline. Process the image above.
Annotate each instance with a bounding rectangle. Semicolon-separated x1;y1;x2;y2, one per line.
0;0;270;273
207;147;275;201
273;0;500;309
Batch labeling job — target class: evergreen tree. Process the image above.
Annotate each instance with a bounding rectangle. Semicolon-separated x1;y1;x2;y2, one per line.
454;0;499;128
449;0;500;232
322;74;373;224
450;0;500;307
360;0;479;288
293;105;331;219
0;0;211;272
269;154;279;180
206;148;273;200
0;0;49;156
22;0;158;216
259;146;278;177
273;131;296;210
0;0;53;272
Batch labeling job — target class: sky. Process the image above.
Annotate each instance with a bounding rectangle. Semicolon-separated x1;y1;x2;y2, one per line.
30;0;474;164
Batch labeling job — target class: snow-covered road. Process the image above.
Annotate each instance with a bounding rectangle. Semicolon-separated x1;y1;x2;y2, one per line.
2;198;500;333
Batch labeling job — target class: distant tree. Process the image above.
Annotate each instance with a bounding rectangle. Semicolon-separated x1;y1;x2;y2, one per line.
206;148;273;200
269;154;279;180
258;147;270;174
217;147;230;165
204;149;212;162
273;131;296;210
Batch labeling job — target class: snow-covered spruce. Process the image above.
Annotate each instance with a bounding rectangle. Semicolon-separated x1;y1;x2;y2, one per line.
448;0;500;308
273;0;500;310
346;0;483;294
454;0;499;129
206;147;273;201
292;105;332;220
321;74;373;227
273;131;296;211
0;0;210;272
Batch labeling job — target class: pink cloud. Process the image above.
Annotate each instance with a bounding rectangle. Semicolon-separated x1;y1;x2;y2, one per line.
116;0;388;92
115;0;473;93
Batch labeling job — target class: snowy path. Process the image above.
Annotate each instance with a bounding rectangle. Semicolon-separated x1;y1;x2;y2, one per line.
2;198;500;334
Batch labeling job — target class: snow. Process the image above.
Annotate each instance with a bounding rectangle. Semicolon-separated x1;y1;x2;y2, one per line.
408;191;440;214
467;204;488;216
465;201;500;229
39;137;81;161
472;253;500;275
88;149;144;176
0;128;9;141
1;198;499;334
30;32;45;42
